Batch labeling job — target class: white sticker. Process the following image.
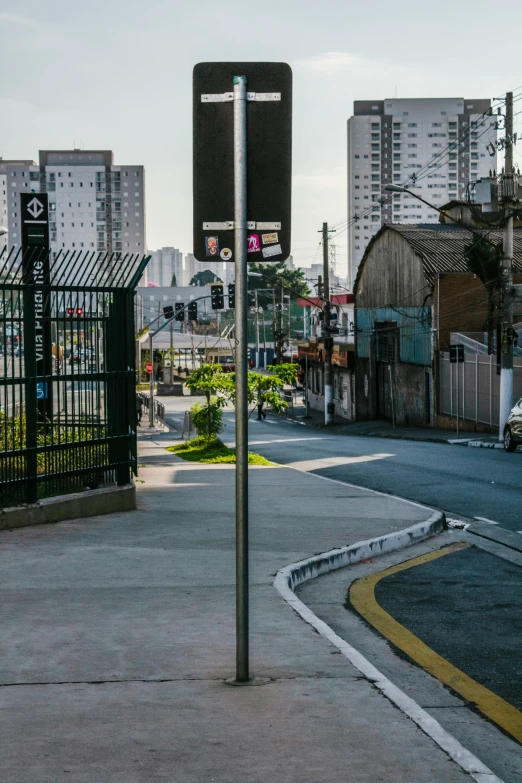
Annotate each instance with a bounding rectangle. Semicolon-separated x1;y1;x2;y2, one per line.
262;243;282;259
220;248;233;261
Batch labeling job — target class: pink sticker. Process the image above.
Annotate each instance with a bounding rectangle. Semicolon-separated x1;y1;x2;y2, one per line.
247;233;260;253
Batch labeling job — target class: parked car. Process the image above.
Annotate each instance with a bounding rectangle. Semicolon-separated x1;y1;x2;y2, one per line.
503;398;522;451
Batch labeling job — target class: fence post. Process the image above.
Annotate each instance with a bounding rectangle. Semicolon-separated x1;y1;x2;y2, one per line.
22;286;38;503
450;360;453;418
475;354;478;425
462;356;465;422
489;354;493;427
106;291;132;486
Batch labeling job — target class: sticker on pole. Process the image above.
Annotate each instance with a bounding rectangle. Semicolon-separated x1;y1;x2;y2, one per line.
220;248;232;260
262;243;282;259
247;234;260;253
146;362;153;374
205;236;219;257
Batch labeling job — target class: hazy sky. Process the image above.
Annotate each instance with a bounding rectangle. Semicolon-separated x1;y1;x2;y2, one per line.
1;0;520;278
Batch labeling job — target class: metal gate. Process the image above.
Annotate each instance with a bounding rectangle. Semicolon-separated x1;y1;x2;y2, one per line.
0;247;149;506
439;350;522;428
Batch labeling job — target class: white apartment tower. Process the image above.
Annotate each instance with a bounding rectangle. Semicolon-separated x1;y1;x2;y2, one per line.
147;247;183;287
0;150;145;256
347;98;496;287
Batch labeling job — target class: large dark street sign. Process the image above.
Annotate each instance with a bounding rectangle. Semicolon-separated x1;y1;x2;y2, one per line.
193;62;292;264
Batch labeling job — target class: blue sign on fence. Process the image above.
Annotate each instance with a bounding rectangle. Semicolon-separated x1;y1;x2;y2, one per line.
36;382;48;400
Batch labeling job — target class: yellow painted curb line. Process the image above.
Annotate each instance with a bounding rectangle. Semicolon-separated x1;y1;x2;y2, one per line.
350;542;522;743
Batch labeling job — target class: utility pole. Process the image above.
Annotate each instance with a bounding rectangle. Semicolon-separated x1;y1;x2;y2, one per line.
148;329;154;427
322;222;334;425
169;319;174;384
499;91;515;440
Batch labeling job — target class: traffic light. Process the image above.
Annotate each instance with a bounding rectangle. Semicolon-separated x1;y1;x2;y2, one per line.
211;284;224;310
67;307;83;316
228;283;235;309
163;305;174;320
188;301;198;321
175;303;185;322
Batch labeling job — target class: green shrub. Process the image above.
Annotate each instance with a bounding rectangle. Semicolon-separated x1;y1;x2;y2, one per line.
190;399;224;439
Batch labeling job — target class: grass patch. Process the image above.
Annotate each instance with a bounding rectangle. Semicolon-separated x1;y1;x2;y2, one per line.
166;436;275;466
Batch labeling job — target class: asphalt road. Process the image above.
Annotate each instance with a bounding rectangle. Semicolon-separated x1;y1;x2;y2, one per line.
373;543;522;713
197;410;522;533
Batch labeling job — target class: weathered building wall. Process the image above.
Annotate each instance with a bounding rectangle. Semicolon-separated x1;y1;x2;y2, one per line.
356;230;431;309
355;230;433;426
434;273;489;350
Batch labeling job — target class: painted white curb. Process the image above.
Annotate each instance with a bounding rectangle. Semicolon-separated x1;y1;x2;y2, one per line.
274;514;504;783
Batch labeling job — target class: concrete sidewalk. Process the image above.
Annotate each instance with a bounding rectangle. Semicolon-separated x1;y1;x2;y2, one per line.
1;434;475;782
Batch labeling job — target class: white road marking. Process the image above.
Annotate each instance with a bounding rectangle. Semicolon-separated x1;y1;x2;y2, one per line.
474;516;500;525
286;453;395;471
246;437;333;446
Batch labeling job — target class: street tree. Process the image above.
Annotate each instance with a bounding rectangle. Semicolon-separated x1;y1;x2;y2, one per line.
190;270;223;287
266;363;299;386
247;261;310;308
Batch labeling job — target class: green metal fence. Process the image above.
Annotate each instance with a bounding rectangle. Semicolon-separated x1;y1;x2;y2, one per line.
0;247;149;506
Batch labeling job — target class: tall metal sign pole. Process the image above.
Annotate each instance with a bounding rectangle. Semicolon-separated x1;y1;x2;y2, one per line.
193;63;292;682
233;74;249;682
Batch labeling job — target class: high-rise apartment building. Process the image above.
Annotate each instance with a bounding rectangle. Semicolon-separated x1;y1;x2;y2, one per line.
347;98;496;287
147;247;183;287
0;150;145;255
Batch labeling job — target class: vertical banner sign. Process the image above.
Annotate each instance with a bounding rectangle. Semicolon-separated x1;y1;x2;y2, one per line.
21;193;52;421
193;63;292;684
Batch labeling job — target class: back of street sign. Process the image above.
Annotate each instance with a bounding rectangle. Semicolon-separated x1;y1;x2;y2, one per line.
193;62;292;264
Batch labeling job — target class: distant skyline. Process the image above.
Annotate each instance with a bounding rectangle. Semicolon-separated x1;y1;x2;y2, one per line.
1;0;520;279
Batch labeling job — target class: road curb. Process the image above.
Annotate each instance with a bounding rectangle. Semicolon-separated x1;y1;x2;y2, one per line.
269;412;504;447
274;512;504;783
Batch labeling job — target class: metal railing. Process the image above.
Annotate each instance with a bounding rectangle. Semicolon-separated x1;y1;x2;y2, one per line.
0;247;150;506
137;392;165;427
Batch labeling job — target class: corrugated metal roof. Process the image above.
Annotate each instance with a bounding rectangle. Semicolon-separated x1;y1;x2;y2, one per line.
355;223;522;289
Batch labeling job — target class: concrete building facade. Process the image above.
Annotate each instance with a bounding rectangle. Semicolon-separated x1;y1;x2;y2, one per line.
347;98;496;288
147;247;183;287
0;150;145;255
